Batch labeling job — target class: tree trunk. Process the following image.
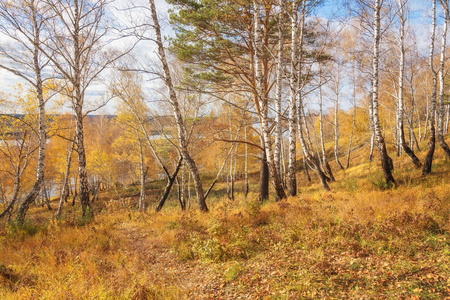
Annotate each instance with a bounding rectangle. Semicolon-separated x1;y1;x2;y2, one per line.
137;135;146;211
229;147;235;201
15;5;46;224
445;104;449;134
244;126;249;197
56;134;75;218
319;71;335;182
75;100;91;217
259;147;269;202
346;64;357;169
281;137;287;189
0;177;20;220
175;176;185;210
295;2;329;191
419;108;422;141
149;0;208;211
253;0;286;201
437;0;450;158
43;185;52;211
298;99;330;191
409;74;421;151
423;0;438;175
424;99;429;140
397;0;421;168
155;158;183;212
226;143;230;199
287;0;300;197
371;0;395;185
233;147;237;198
333;64;344;170
274;0;285;182
188;170;191;209
181;161;186;209
302;152;311;182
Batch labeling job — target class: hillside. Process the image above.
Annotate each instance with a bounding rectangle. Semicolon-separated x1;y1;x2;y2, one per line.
0;145;449;299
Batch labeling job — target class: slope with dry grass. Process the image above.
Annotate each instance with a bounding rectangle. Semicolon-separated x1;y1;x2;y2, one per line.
0;146;449;299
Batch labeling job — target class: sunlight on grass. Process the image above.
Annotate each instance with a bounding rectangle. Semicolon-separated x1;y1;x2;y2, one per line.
0;150;449;298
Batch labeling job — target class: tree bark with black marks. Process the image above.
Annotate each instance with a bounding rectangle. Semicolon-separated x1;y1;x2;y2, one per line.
346;62;357;169
56;134;75;218
371;0;396;185
0;0;49;224
423;0;438;175
437;0;450;158
253;0;286;202
287;0;300;197
0;129;34;220
396;0;421;168
155;158;183;212
318;69;335;182
149;0;208;211
274;0;286;185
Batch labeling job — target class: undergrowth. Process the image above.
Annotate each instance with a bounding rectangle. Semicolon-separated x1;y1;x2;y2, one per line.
0;151;449;299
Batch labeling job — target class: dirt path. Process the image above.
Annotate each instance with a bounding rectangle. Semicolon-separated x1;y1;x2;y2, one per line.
114;221;297;299
115;222;223;299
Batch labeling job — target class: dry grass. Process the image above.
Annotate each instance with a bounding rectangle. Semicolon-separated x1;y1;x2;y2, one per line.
0;146;449;299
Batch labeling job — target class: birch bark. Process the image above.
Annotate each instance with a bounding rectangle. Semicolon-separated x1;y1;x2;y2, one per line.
396;0;421;168
295;1;329;190
287;0;300;196
0;1;48;223
423;0;438;175
274;0;285;182
436;0;450;158
253;0;286;201
149;0;208;211
371;0;396;185
319;71;335;181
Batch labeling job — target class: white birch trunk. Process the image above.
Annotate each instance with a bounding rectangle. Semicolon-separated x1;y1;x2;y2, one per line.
396;0;421;167
56;136;75;218
294;2;329;190
137;134;146;211
274;0;285;181
319;72;335;181
423;0;438;175
287;0;300;196
244;126;249;197
253;0;286;201
333;64;344;170
149;0;208;211
16;2;46;223
346;62;357;169
437;0;450;157
371;0;395;184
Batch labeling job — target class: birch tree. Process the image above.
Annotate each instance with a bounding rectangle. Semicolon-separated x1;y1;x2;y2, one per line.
55;116;76;218
254;0;286;201
274;0;286;187
371;0;396;185
318;70;335;181
0;116;36;221
436;0;450;158
287;0;300;197
0;0;50;224
330;55;345;170
423;0;438;175
41;0;134;216
148;0;208;211
295;0;330;191
395;0;421;167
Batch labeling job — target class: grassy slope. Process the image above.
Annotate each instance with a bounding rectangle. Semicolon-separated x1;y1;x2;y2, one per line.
0;144;449;299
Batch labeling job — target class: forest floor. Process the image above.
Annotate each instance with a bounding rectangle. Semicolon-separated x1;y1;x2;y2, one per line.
0;147;450;299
